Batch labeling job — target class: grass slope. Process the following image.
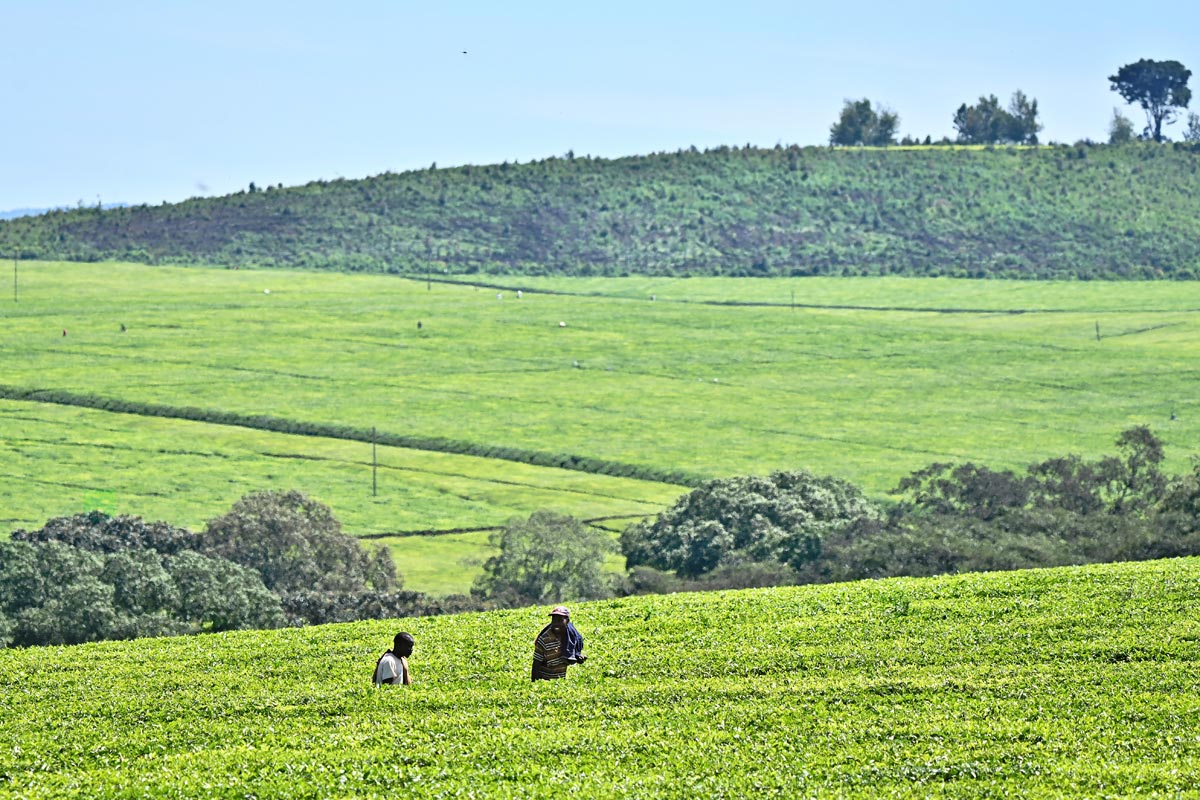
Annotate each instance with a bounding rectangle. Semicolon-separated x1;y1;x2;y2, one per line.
5;262;1199;488
5;262;1200;594
1;558;1198;797
2;145;1199;279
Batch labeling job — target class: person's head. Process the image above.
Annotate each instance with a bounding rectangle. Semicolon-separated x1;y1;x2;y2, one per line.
393;632;414;657
549;606;570;631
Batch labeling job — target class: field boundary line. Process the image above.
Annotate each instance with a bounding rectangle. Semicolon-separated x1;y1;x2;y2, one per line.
424;276;1200;315
360;513;652;539
0;385;703;489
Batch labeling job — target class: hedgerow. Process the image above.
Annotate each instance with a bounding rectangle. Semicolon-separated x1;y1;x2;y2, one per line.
0;384;704;488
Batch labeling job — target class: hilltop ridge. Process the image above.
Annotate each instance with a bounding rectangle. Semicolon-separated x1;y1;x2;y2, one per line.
2;143;1199;279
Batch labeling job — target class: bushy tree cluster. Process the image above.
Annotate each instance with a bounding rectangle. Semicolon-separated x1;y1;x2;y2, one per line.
815;426;1198;582
953;91;1041;145
0;538;282;647
201;490;400;621
620;471;879;579
472;511;616;606
616;429;1200;592
0;491;436;648
829;99;899;147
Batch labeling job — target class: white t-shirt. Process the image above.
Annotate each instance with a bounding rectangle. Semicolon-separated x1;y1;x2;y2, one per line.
373;652;408;686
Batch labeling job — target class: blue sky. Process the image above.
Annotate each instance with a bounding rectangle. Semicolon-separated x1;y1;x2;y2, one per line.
2;1;1197;210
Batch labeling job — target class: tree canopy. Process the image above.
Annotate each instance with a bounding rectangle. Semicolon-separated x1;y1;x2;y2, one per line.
829;99;899;147
472;511;615;606
952;91;1041;145
620;470;879;578
1109;59;1192;143
201;490;398;596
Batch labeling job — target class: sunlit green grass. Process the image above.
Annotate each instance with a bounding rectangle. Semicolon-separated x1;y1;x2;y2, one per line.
2;557;1198;797
0;399;677;594
4;261;1200;593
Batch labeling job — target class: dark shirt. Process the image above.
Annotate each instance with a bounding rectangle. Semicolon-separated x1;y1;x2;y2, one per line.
532;625;569;680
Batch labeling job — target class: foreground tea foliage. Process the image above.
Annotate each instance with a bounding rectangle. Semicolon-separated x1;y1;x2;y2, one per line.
2;558;1198;797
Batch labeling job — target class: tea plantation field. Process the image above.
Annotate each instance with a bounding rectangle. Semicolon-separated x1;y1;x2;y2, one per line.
1;557;1198;798
4;261;1200;593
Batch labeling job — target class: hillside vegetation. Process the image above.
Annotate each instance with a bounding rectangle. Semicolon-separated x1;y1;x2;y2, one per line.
2;144;1200;279
1;557;1198;797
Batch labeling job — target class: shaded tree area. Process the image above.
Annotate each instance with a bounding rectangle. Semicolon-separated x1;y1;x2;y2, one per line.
0;539;283;647
200;490;408;623
618;428;1200;592
621;471;878;579
1;491;461;647
8;430;1200;649
4;144;1200;280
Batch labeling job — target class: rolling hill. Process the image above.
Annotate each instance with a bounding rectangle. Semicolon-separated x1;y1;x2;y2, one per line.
2;144;1199;280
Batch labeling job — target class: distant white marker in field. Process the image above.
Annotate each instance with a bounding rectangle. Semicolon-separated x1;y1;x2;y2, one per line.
263;289;271;294
559;321;566;327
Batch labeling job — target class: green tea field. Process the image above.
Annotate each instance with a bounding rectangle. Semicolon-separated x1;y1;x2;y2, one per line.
1;557;1197;797
4;261;1200;593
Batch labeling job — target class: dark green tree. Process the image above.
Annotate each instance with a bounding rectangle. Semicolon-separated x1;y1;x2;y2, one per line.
168;550;285;632
829;99;900;146
953;94;1006;144
472;511;615;606
1109;59;1192;142
0;541;124;646
621;471;879;578
13;510;200;555
893;462;1031;521
101;549;181;619
953;92;1041;144
1096;425;1167;514
201;490;399;595
1005;90;1042;144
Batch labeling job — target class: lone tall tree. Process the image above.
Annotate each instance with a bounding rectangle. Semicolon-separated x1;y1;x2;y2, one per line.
1109;59;1192;142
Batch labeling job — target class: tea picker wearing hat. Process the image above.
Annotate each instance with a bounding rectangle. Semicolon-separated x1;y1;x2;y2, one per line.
531;605;587;681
